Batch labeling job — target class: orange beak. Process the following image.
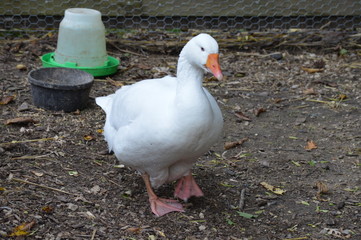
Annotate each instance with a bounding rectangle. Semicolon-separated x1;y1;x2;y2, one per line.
205;53;223;81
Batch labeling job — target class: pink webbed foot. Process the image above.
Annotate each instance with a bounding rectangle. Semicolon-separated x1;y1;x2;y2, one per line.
174;173;204;201
142;174;184;217
149;197;184;217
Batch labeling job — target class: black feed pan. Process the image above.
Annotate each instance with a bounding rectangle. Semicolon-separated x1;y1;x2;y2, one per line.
28;67;94;112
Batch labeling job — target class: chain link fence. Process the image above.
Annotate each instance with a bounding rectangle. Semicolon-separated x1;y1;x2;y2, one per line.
1;0;361;35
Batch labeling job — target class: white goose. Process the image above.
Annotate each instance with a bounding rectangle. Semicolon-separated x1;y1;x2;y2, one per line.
96;33;223;216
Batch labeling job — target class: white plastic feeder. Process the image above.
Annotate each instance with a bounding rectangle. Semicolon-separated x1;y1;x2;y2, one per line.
54;8;108;67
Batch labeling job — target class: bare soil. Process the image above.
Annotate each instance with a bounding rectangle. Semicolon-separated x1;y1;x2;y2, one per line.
1;31;360;240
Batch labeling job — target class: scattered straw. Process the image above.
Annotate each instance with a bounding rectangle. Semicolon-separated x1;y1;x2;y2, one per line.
12;177;78;196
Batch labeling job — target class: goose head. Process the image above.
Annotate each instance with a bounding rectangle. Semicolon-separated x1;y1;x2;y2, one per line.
179;33;223;80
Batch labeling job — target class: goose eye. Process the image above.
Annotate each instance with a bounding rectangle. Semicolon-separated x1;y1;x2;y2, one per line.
201;47;205;52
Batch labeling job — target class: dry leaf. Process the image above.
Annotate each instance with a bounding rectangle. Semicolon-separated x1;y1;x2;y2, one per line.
136;63;152;70
260;182;286;195
107;77;124;87
42;206;54;214
273;98;284;104
234;111;251;121
83;211;96;219
305;140;318;151
8;220;36;237
338;94;347;100
84;135;95;141
303;88;317;95
31;170;44;177
73;109;81;115
315;181;329;201
0;95;15;105
126;227;142;234
96;129;104;134
254;108;266;117
301;66;324;73
224;138;248;150
4;117;38;125
16;64;27;70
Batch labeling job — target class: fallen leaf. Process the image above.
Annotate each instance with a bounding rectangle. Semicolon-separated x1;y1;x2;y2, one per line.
337;94;347;101
4;117;38;125
254;108;266;117
31;171;44;177
96;129;104;134
42;206;54;214
68;171;79;176
73;109;81;115
234;111;251;121
260;181;286;195
301;66;324;73
224;138;248;150
126;227;142;234
84;135;95;141
107;77;124;87
315;181;329;201
273;98;284;103
291;160;301;167
81;211;96;220
303;88;317;95
236;211;258;219
0;95;15;105
136;63;152;70
0;187;6;191
300;200;310;205
16;64;27;70
305;140;318;151
8;220;36;237
157;230;166;237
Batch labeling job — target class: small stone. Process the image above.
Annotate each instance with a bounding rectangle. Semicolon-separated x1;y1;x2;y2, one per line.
341;229;352;235
270;53;283;60
258;91;269;97
326;218;336;226
199;225;206;231
18;102;30;111
336;201;345;210
67;203;78;211
90;185;101;194
259;160;270;168
295;117;307;126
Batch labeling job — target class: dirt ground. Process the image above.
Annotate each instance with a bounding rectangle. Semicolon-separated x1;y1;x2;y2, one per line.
1;31;360;240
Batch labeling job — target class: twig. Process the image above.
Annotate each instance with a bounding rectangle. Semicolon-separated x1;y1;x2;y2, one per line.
0;136;64;146
12;177;78;196
281;237;308;240
90;229;97;240
106;178;123;188
238;188;246;210
0;31;55;44
107;40;144;56
11;154;53;160
306;99;330;104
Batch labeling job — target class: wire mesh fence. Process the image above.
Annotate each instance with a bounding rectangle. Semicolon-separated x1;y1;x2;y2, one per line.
1;0;361;35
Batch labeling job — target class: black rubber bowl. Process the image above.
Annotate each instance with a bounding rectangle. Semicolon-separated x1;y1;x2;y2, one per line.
28;67;94;112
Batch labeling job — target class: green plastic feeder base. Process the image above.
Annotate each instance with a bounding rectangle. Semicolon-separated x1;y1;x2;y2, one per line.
41;52;119;77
